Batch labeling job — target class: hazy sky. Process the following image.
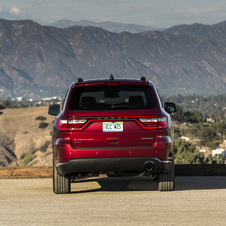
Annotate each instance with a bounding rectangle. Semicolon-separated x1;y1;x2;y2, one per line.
1;0;226;28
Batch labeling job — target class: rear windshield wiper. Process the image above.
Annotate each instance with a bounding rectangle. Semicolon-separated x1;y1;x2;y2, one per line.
111;105;137;109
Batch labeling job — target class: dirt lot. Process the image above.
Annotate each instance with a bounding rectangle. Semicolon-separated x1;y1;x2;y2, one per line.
0;176;226;226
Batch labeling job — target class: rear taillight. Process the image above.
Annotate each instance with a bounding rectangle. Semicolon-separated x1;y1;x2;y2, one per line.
139;116;168;129
139;117;158;129
58;117;68;130
58;117;87;131
68;118;87;130
158;116;168;129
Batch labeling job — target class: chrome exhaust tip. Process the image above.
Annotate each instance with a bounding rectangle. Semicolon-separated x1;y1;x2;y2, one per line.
145;163;154;172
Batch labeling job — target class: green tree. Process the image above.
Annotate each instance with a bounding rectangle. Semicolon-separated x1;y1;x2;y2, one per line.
174;139;205;164
172;104;184;122
218;111;223;120
2;100;11;107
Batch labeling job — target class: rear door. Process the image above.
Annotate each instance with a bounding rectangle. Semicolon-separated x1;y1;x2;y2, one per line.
67;83;159;153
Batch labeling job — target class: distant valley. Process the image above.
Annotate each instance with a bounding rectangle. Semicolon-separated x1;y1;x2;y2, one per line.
0;19;226;99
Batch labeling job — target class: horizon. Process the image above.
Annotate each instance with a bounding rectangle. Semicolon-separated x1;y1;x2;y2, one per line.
0;17;225;31
1;1;226;28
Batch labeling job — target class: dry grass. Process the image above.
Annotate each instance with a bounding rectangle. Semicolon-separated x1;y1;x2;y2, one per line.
0;106;55;166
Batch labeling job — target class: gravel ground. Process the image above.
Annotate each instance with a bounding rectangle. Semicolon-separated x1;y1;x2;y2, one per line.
0;176;226;226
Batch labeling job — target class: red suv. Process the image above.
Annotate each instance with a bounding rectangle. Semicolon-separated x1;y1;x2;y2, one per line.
48;76;176;194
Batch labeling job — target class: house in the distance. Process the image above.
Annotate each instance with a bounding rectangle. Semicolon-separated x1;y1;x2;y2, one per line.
212;149;226;158
180;136;190;141
207;118;215;123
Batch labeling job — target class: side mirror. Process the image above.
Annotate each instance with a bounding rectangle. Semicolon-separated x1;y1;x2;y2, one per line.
164;102;176;114
48;104;60;116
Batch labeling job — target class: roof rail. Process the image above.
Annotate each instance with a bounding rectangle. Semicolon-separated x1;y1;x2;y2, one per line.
78;78;83;83
140;76;146;82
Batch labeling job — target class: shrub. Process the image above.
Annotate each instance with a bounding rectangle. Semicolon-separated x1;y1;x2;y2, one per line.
41;151;52;158
20;153;26;160
45;151;52;157
30;160;39;166
22;151;33;166
35;116;47;121
0;104;5;110
39;122;48;129
40;141;51;153
174;139;205;164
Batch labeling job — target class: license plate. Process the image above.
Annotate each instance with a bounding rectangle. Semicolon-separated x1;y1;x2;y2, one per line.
103;122;123;132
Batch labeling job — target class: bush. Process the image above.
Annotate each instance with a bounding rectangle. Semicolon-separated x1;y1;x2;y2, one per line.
20;153;26;160
205;154;213;164
22;151;33;166
174;127;181;139
0;104;5;110
41;151;52;158
45;151;52;157
174;139;205;164
39;122;48;129
40;141;51;153
30;160;39;166
35;116;47;121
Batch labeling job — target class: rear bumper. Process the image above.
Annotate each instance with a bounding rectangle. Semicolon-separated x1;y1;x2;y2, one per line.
56;157;172;176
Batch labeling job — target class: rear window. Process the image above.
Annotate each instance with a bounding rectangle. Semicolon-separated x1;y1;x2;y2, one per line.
69;86;157;111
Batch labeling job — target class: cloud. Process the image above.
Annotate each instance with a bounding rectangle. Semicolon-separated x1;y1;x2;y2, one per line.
0;6;30;22
147;21;154;25
9;6;20;15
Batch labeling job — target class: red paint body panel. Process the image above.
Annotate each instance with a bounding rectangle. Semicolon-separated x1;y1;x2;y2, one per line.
53;135;171;164
69;120;157;148
50;78;175;175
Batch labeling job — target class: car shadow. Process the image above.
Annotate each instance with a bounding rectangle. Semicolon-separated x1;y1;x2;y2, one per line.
70;176;226;194
70;177;157;194
0;112;3;115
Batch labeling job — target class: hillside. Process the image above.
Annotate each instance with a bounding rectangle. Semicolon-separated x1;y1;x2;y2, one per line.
0;19;226;99
164;20;226;41
0;104;225;166
0;106;54;167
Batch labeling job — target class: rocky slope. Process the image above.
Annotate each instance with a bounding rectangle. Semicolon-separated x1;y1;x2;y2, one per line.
0;19;226;98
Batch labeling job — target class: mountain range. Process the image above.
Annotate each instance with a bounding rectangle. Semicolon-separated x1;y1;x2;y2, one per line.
48;20;157;33
0;19;226;99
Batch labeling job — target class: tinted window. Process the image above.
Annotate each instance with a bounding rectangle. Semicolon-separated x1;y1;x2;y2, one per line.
69;86;157;110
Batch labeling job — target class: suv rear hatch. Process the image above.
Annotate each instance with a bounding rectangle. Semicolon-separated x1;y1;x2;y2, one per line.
63;81;163;151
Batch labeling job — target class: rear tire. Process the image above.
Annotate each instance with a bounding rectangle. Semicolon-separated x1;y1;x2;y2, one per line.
53;159;71;194
157;159;175;191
